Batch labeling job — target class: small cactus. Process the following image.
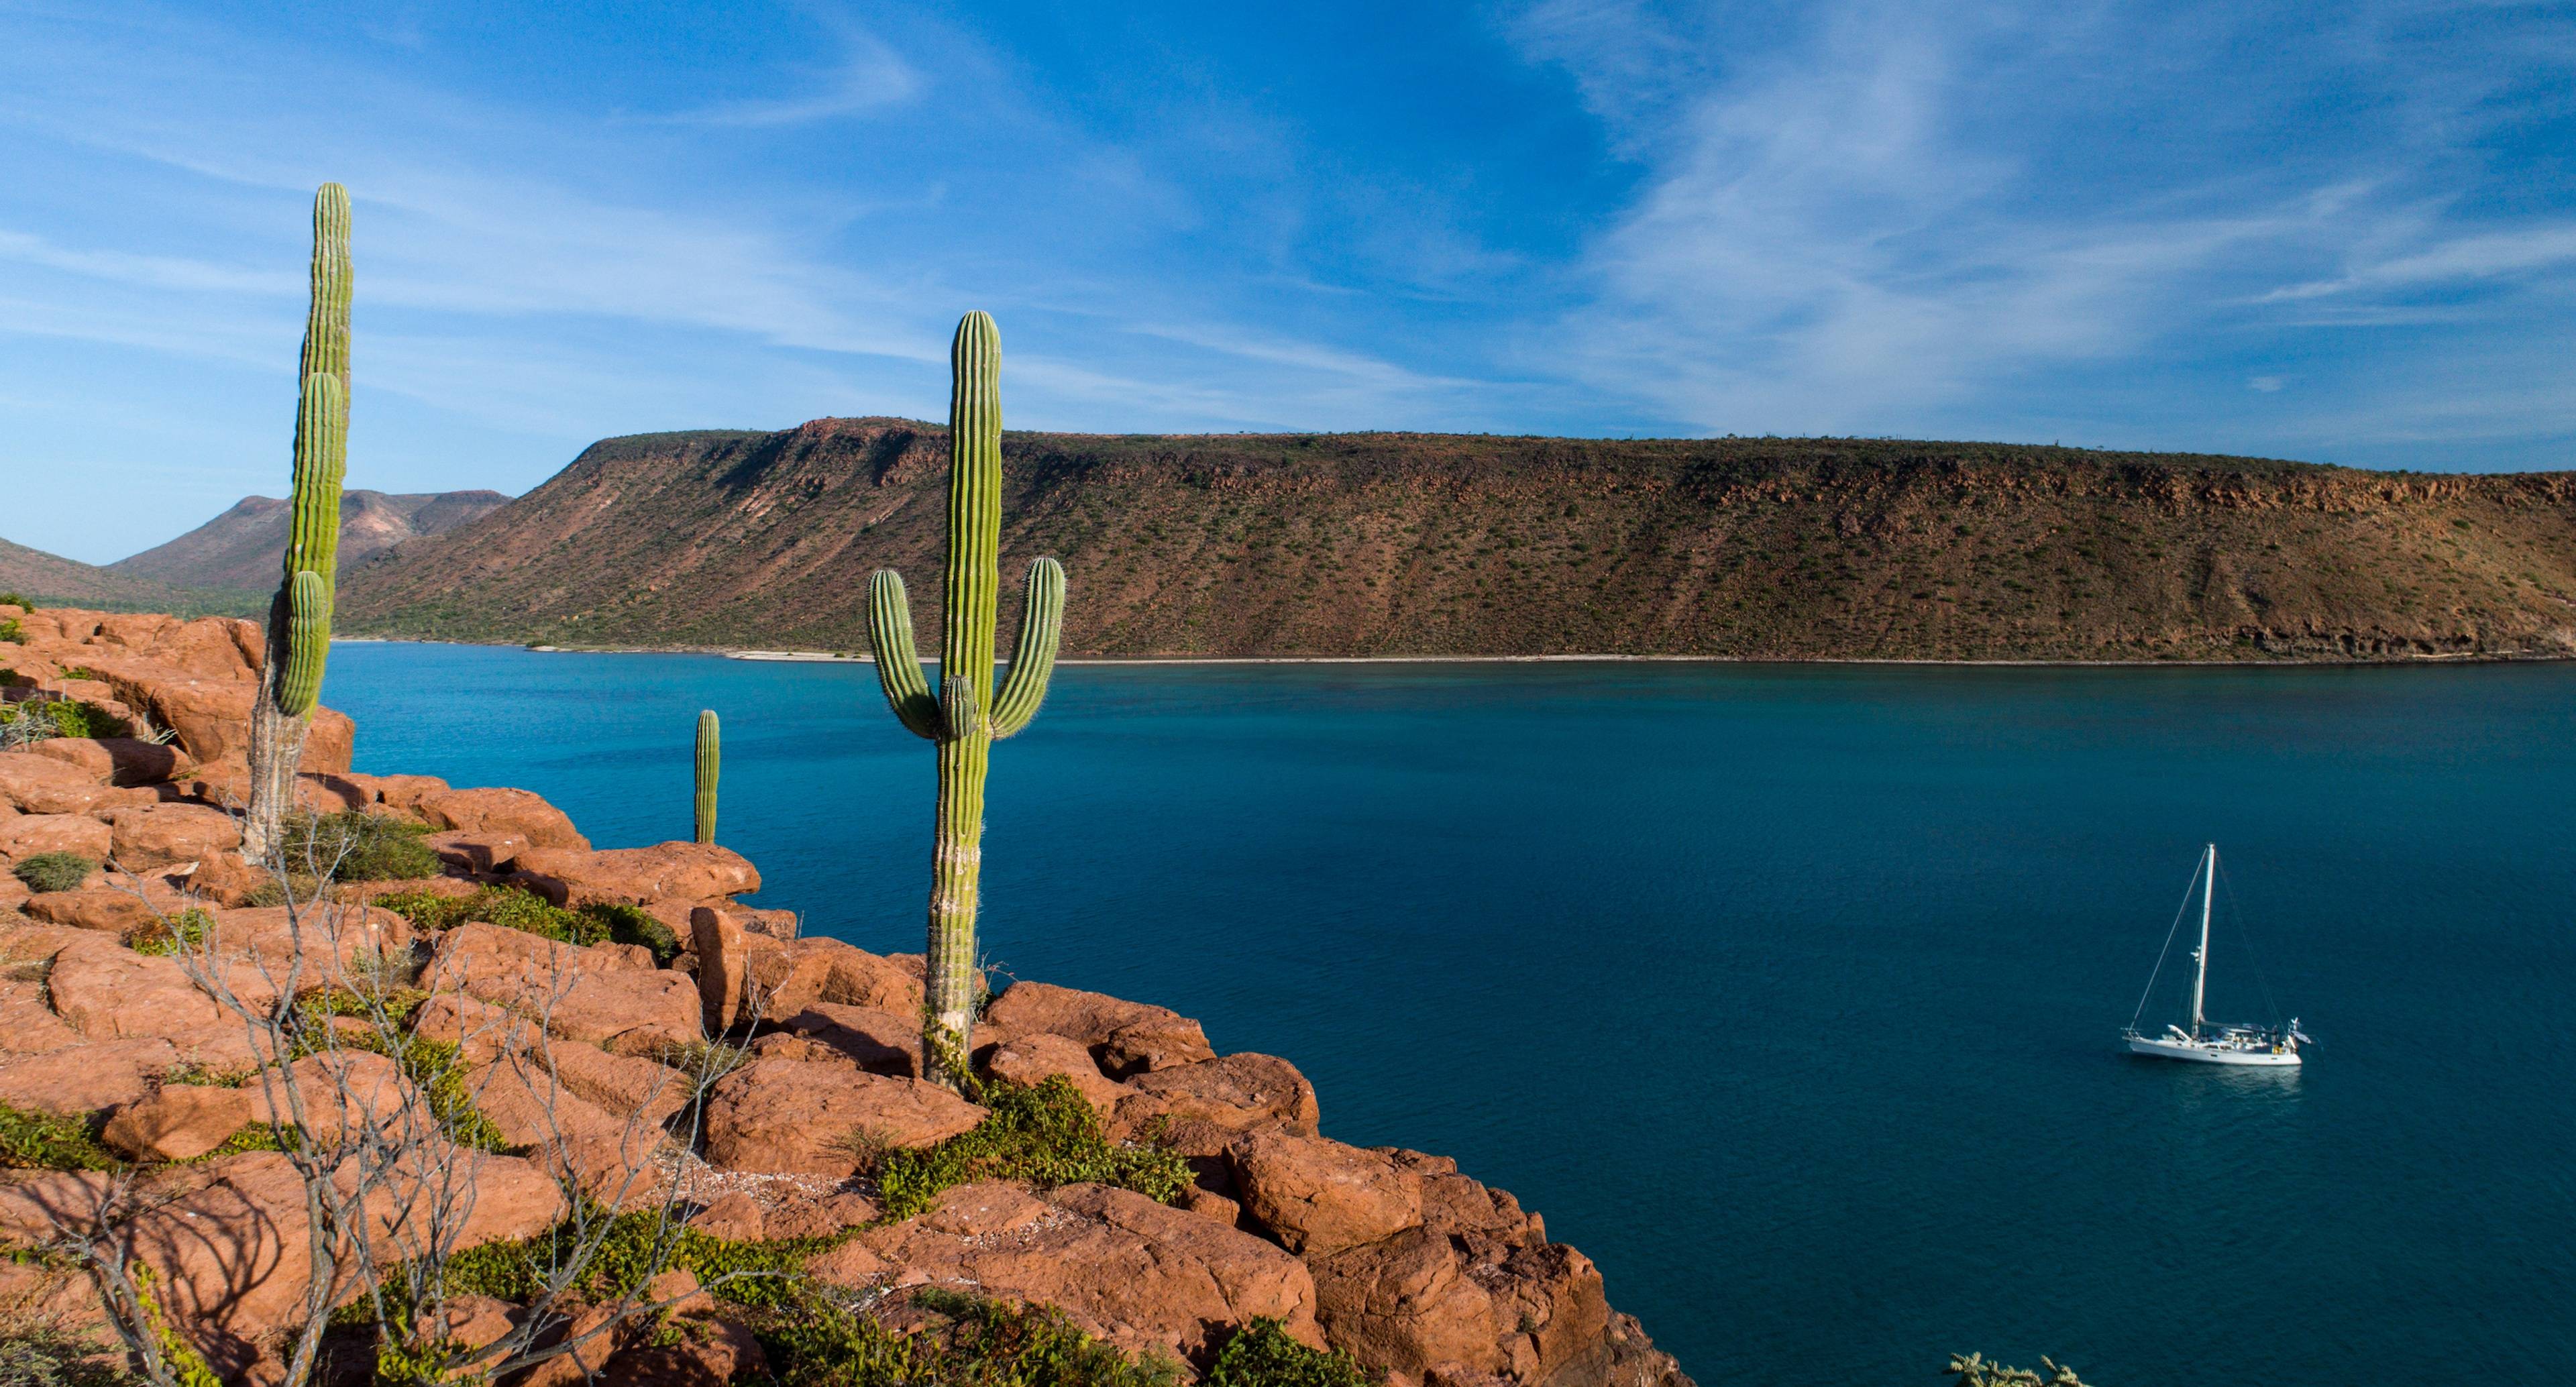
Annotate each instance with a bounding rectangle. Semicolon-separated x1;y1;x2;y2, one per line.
866;311;1067;1090
694;710;720;844
244;184;352;858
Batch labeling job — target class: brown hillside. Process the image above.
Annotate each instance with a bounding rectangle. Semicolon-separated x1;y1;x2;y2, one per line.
109;488;511;590
0;535;242;616
335;419;2576;661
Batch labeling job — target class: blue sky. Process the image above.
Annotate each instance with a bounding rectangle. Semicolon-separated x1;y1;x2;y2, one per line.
4;0;2573;563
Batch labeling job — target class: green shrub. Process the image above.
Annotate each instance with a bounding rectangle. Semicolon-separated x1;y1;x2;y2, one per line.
1207;1319;1375;1387
759;1286;1181;1387
57;666;105;682
0;618;21;644
127;907;213;957
11;852;95;894
0;592;30;610
1947;1353;2090;1386
0;1321;140;1387
0;1102;119;1171
42;700;131;740
875;1076;1193;1222
279;810;439;882
586;901;682;964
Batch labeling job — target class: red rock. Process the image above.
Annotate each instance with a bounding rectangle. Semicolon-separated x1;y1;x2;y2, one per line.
702;1056;985;1175
983;983;1214;1076
684;1192;766;1242
1310;1227;1508;1380
23;888;163;934
105;801;242;868
415;787;590;850
835;1180;1322;1364
243;1050;415;1143
409;992;531;1064
783;1003;928;1076
763;1190;883;1240
601;1313;767;1387
25;737;191;787
178;850;266;906
1487;1242;1611;1382
1116;1052;1321;1138
984;1032;1126;1117
203;903;413;982
44;944;230;1040
370;773;451;813
101;1084;253;1161
423;830;532;875
0;1037;180;1114
0;812;111;864
463;1052;670;1206
511;842;759;907
292;771;373;812
691;906;747;1033
0;983;81;1054
0;753;119;815
541;1040;693;1129
1230;1129;1425;1256
425;922;702;1053
433;1294;521;1353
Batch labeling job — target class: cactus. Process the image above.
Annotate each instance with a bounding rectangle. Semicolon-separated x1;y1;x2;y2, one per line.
867;311;1067;1090
694;710;720;844
244;184;352;859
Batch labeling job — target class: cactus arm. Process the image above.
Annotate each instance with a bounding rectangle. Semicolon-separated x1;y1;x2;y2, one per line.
282;372;347;583
694;709;720;844
989;556;1064;740
276;570;331;716
867;569;941;740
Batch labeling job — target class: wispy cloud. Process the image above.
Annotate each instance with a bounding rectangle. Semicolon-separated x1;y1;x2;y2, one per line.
655;22;924;127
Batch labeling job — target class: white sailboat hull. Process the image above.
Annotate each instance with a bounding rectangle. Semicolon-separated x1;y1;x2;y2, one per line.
2124;1034;2301;1066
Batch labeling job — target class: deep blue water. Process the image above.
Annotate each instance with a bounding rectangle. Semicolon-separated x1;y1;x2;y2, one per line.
329;644;2576;1386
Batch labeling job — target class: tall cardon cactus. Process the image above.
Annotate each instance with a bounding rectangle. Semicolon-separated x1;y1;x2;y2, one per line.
867;311;1067;1091
244;183;352;861
694;710;720;844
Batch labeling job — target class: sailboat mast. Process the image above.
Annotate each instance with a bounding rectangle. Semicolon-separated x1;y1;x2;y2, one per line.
2190;844;2214;1037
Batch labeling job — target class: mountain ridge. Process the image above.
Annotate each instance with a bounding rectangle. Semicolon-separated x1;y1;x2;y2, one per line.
110;488;510;590
333;417;2576;661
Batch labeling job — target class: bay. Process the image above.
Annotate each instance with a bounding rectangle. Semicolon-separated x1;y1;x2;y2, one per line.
330;643;2576;1384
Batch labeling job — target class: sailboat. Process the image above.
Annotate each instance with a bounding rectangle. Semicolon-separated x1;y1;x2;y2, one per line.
2121;844;2306;1066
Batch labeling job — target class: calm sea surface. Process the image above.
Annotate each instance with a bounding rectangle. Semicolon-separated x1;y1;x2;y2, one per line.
329;644;2576;1385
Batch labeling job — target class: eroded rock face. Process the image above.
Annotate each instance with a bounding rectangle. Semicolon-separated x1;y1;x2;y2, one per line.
415;787;590;850
983;981;1216;1076
1116;1051;1322;1138
0;753;121;816
0;812;111;865
702;1056;984;1175
1231;1129;1426;1256
105;801;242;868
101;1085;252;1161
984;1032;1126;1117
511;842;759;908
826;1180;1322;1365
1311;1226;1508;1380
425;922;700;1053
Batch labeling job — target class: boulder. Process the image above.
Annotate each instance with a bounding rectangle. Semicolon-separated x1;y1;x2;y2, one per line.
45;945;232;1041
1309;1227;1509;1380
702;1056;985;1175
691;905;747;1033
25;737;191;787
423;830;533;875
105;801;242;869
1487;1243;1612;1383
178;850;267;906
462;1054;669;1205
1230;1129;1425;1256
0;1037;180;1115
23;888;165;934
1116;1052;1320;1138
984;1032;1126;1118
982;982;1214;1075
511;842;759;908
425;922;702;1053
0;812;111;865
600;1313;767;1387
830;1180;1322;1364
0;753;119;815
0;984;82;1054
415;787;589;850
243;1050;415;1143
539;1040;693;1129
101;1084;253;1161
684;1192;767;1242
207;903;413;977
782;1003;929;1076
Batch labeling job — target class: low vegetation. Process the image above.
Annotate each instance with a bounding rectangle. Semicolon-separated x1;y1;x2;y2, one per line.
1205;1319;1373;1387
11;851;96;894
277;810;439;882
0;1101;119;1172
0;695;131;746
126;907;213;957
759;1286;1181;1387
371;883;678;960
1947;1352;2091;1386
873;1076;1193;1221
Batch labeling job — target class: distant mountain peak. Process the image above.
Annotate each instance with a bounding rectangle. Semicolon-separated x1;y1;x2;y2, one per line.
109;488;513;591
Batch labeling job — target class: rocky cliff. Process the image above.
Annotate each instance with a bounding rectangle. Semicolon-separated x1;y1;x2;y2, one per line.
336;418;2576;661
109;488;511;592
0;604;1692;1386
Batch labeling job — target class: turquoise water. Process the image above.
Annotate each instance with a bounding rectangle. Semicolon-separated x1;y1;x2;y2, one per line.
330;645;2576;1384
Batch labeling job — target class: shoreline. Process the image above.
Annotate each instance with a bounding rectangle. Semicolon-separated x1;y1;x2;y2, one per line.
329;636;2573;670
